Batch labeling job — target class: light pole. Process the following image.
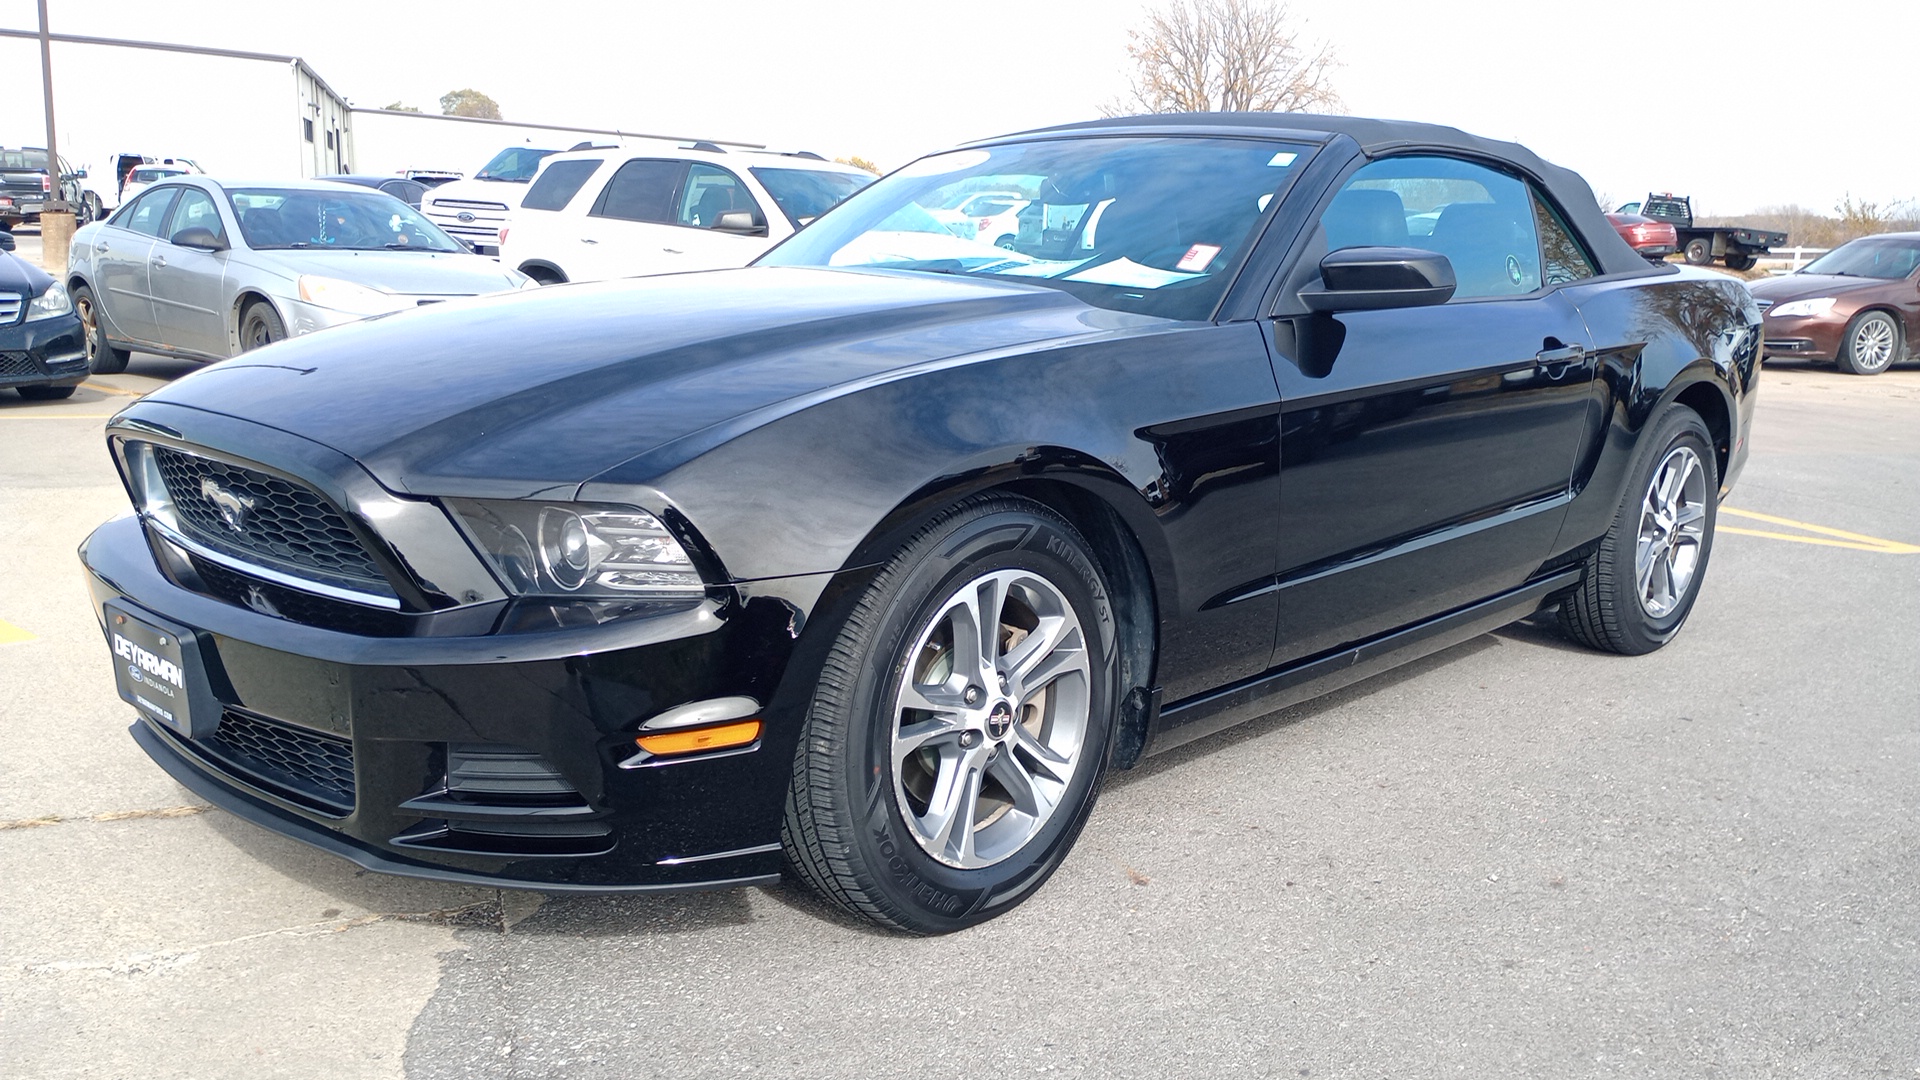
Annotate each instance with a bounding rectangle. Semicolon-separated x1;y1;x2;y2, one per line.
36;0;75;272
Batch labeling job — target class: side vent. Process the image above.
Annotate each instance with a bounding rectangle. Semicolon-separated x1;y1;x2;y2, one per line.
392;743;613;857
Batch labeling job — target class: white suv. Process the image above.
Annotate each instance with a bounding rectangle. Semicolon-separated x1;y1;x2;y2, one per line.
497;146;872;284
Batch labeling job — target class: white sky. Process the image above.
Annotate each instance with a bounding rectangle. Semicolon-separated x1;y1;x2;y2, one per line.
1;0;1914;216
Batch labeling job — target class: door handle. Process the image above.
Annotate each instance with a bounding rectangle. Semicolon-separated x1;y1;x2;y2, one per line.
1535;343;1584;371
94;242;110;253
150;255;167;268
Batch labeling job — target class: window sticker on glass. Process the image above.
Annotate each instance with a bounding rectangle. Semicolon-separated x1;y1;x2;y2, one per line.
1176;244;1221;272
1065;258;1203;289
1268;152;1298;167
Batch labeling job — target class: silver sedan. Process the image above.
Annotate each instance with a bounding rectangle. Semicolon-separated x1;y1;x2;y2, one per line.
66;175;531;373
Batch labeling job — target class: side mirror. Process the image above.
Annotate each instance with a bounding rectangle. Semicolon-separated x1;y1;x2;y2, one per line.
68;169;88;180
0;231;14;252
171;227;229;252
713;210;768;237
1299;246;1456;313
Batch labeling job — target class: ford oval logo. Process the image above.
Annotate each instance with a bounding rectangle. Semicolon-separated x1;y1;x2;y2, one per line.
456;211;476;223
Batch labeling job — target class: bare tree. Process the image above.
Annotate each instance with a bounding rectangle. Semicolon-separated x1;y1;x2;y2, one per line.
1105;0;1342;117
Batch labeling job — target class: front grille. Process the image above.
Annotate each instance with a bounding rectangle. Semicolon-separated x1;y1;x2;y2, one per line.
0;350;35;376
152;446;388;589
0;291;22;324
427;198;508;212
202;707;356;815
187;554;409;636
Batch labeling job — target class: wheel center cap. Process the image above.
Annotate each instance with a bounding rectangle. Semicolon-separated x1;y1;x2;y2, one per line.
986;701;1014;739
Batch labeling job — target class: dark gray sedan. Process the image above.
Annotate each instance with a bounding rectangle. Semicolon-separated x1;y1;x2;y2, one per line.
65;176;531;373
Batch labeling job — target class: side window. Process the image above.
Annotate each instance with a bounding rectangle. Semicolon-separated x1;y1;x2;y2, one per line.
114;188;181;238
1531;189;1595;285
590;159;684;224
676;165;756;228
166;189;227;245
1319;156;1541;300
523;160;603;212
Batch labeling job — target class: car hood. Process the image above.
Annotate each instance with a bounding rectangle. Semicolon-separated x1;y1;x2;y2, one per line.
0;250;51;294
250;249;523;296
1748;273;1892;303
138;267;1128;495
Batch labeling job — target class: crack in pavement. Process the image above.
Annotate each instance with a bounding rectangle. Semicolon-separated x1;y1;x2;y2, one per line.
13;899;508;978
0;805;209;830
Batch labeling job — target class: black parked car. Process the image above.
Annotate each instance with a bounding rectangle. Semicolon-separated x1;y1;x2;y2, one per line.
0;235;88;399
81;114;1760;933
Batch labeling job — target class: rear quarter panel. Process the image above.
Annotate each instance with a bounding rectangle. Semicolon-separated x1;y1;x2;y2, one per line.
1556;270;1760;555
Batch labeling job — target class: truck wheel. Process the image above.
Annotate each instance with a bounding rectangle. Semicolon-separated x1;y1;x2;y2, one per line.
1683;238;1713;266
1836;311;1900;376
1722;253;1756;272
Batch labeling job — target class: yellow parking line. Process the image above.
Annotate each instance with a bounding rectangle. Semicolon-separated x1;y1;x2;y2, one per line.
0;619;34;645
1721;508;1920;554
83;381;146;397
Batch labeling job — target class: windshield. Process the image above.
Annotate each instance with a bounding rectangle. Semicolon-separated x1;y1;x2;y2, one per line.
748;167;872;227
758;136;1314;320
1801;237;1920;280
474;147;558;182
229;187;465;252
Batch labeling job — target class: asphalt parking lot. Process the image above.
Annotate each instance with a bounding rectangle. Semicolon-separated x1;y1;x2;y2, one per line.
1;233;1915;1075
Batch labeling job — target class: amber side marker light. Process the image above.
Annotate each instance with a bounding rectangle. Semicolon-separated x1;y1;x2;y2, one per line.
634;720;762;757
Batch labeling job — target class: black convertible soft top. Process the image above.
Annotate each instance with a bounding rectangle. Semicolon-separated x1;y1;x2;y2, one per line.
997;112;1658;280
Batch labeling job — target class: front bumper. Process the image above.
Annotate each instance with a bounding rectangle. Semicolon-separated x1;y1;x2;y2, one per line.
1761;316;1842;360
0;312;87;389
81;510;811;893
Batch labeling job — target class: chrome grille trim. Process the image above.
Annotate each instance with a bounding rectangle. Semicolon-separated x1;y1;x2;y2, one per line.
0;290;23;324
148;519;404;609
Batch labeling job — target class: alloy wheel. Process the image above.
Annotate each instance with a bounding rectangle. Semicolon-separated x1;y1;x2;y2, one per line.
1635;445;1708;618
1851;318;1896;372
890;568;1092;869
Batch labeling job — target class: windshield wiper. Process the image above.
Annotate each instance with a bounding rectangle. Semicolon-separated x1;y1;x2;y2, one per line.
383;242;447;250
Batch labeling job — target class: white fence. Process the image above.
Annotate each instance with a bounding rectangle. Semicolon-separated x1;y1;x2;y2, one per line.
1760;246;1830;273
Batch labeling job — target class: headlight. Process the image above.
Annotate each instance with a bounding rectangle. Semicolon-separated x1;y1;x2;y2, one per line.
446;499;704;599
24;281;72;321
1766;297;1835;318
122;442;180;531
297;274;402;316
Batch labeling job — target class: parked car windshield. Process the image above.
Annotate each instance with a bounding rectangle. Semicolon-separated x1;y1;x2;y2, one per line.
1800;237;1920;279
759;136;1315;320
748;167;872;227
228;187;465;252
474;148;558;182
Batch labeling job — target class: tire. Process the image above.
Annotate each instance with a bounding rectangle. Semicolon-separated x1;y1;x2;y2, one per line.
1836;310;1900;376
16;384;77;400
239;300;286;352
994;235;1016;250
84;193;103;225
72;284;130;375
1560;407;1719;656
781;495;1121;934
1722;252;1756;272
1683;237;1713;266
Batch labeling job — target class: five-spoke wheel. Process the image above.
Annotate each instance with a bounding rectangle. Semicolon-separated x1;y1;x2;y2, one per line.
782;496;1118;934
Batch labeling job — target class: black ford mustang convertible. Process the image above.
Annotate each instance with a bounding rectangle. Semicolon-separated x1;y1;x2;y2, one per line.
82;115;1760;933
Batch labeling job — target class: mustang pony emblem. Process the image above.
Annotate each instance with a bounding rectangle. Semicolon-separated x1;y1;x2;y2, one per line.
199;478;255;533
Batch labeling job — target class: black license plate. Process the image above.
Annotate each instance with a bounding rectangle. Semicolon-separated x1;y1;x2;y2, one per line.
105;604;210;738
